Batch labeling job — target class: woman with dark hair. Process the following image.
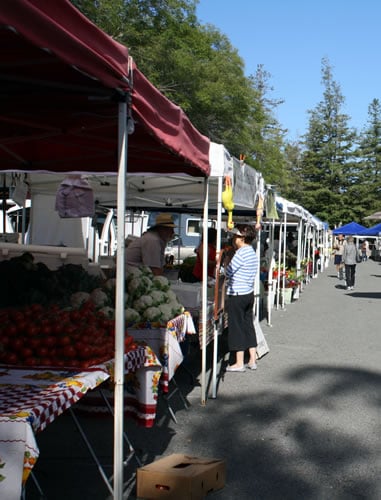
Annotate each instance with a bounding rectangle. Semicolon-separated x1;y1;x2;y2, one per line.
191;227;217;282
225;224;259;372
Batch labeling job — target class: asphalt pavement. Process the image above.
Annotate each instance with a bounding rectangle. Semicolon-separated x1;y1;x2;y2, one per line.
26;258;381;500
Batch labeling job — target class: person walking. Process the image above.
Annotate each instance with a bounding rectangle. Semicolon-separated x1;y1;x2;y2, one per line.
333;234;346;279
342;236;357;290
225;224;259;372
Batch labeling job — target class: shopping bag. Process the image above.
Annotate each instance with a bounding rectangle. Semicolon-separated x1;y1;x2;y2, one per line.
254;316;270;359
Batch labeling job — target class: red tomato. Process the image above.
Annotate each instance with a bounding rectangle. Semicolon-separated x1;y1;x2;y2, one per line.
16;320;28;334
29;337;42;349
7;324;18;336
51;323;64;335
3;352;18;365
24;356;38;367
1;336;10;347
58;335;71;347
124;336;134;349
63;345;77;359
37;346;49;358
11;337;24;352
30;303;44;314
39;358;53;366
70;311;82;323
42;336;56;348
53;359;65;368
40;324;52;336
25;325;39;337
21;347;33;359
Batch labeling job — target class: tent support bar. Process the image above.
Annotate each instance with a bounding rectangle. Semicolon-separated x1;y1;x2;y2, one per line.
200;178;210;405
113;99;128;500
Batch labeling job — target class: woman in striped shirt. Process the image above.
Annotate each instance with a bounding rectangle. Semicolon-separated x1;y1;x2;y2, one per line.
225;224;259;372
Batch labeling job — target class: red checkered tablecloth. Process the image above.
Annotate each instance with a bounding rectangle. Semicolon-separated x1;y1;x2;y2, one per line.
0;345;160;500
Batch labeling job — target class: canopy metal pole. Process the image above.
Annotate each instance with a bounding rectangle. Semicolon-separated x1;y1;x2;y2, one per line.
276;221;283;310
200;178;209;405
211;174;223;399
296;218;303;279
281;211;287;308
114;99;128;500
266;218;275;326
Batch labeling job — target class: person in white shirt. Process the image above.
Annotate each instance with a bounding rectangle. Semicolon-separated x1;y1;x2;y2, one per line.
225;225;259;372
125;213;176;276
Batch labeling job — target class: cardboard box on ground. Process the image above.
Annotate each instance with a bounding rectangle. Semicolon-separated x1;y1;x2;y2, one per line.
136;453;226;499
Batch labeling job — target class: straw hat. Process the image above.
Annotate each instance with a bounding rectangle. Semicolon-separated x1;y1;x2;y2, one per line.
153;213;177;228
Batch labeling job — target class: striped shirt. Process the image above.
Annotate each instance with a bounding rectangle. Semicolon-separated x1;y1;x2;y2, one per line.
226;245;258;295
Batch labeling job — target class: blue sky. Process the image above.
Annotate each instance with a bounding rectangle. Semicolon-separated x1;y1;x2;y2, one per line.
196;0;381;141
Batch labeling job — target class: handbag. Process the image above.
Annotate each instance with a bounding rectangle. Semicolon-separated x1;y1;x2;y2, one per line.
254;317;270;359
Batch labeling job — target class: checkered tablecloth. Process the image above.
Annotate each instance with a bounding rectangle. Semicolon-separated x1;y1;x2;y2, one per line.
0;345;154;500
128;312;196;393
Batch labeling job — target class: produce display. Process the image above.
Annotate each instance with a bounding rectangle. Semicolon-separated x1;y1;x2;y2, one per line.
0;302;135;369
124;265;184;325
0;252;185;369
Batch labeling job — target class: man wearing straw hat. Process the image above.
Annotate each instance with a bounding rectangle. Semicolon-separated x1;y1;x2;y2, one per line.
125;213;176;275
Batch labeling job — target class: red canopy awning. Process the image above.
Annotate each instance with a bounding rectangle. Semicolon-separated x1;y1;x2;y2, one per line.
0;0;210;176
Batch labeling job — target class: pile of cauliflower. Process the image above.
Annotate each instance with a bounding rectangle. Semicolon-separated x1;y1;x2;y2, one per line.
70;265;184;326
125;266;184;325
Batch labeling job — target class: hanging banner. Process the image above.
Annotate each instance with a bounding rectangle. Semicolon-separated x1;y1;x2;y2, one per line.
232;159;258;208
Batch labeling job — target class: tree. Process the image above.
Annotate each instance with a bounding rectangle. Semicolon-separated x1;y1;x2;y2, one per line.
70;0;287;177
353;98;381;220
299;58;356;226
245;65;290;188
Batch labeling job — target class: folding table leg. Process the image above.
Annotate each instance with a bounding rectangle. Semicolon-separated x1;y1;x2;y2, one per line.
99;388;142;467
164;377;190;424
22;471;47;500
68;408;114;496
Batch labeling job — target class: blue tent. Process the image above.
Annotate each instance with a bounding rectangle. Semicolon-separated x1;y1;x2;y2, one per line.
332;222;366;235
358;222;381;236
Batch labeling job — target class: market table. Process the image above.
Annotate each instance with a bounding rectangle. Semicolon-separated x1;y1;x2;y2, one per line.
128;311;196;392
0;345;162;500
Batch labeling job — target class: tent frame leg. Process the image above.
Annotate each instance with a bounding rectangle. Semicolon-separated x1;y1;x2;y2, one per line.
67;386;142;497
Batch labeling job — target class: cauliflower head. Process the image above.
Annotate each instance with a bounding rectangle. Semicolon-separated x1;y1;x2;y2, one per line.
133;295;153;312
152;275;170;291
90;288;109;307
70;291;90;309
143;306;162;322
140;265;154;278
126;267;142;282
158;303;173;323
165;289;177;302
168;300;184;317
150;290;167;306
125;308;140;324
99;306;115;319
127;275;152;298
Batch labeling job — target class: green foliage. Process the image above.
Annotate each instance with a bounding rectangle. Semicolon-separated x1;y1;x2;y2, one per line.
297;59;358;226
69;4;380;225
70;0;287;181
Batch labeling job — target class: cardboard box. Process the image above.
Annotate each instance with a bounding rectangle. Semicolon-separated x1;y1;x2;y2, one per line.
136;453;226;499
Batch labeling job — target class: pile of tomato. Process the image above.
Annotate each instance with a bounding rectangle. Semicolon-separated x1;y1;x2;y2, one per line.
0;302;135;369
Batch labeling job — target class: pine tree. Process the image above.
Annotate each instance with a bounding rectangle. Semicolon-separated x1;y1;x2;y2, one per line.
353;98;381;221
300;58;356;226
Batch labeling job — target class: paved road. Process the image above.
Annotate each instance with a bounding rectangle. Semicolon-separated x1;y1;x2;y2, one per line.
27;259;381;499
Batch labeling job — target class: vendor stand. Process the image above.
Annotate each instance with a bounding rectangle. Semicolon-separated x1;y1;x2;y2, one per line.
0;346;162;500
0;3;211;499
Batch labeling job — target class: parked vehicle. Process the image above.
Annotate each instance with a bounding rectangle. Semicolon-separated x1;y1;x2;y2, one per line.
147;212;216;265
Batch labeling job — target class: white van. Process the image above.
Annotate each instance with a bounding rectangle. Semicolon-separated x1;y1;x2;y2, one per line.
147;212;217;265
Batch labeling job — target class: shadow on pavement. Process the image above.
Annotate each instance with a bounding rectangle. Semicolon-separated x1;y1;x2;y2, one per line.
347;292;381;299
26;339;381;500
